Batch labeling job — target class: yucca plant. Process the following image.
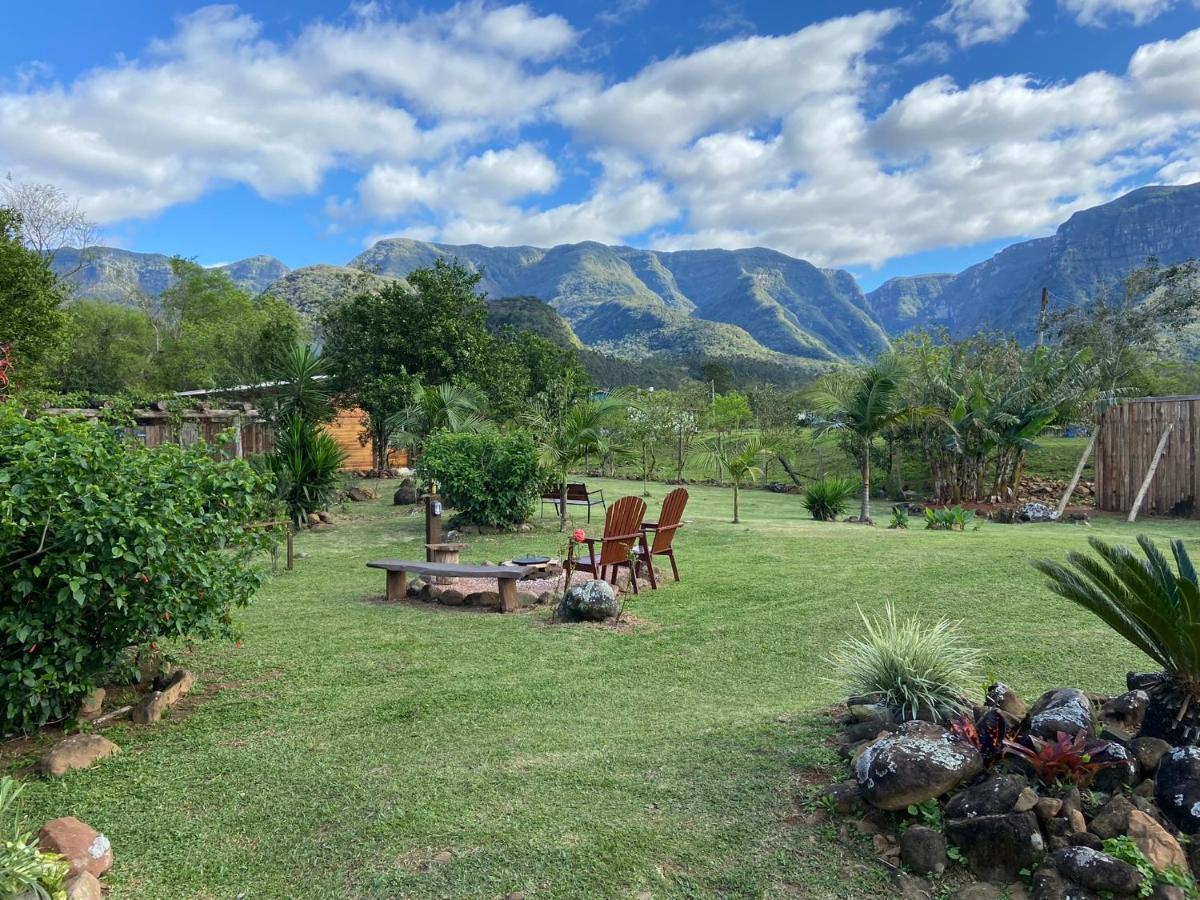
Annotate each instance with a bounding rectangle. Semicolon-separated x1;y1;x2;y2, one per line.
828;603;983;722
265;414;347;526
803;476;858;522
0;777;68;900
1034;535;1200;745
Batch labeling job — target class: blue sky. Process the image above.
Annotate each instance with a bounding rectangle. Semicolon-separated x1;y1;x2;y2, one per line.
2;1;1198;289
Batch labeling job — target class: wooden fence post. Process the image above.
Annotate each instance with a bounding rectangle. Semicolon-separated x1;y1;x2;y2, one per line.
1056;429;1098;518
1127;423;1174;523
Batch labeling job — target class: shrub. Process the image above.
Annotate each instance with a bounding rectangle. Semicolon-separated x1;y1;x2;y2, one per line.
1033;535;1200;745
889;507;909;529
803;476;857;521
924;506;976;531
828;602;982;722
417;429;542;528
1;776;68;899
259;415;345;526
0;405;274;734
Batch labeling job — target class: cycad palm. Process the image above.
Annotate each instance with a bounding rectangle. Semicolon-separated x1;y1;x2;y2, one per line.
696;435;774;523
812;353;917;522
1034;535;1200;744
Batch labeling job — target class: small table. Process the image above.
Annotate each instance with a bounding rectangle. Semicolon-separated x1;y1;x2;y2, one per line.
425;542;469;583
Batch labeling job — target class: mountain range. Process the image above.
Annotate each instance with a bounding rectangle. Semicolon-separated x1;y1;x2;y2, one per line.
53;182;1200;366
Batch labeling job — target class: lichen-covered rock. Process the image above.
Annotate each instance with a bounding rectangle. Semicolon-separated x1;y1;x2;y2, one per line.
853;721;983;811
1102;690;1149;733
1090;741;1139;793
1155;746;1200;834
37;734;120;777
944;810;1044;882
986;682;1027;717
558;580;619;622
1029;688;1093;739
37;817;112;878
944;774;1026;819
1053;847;1142;896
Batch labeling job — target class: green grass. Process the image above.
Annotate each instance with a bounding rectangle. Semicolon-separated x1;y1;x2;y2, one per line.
3;469;1181;899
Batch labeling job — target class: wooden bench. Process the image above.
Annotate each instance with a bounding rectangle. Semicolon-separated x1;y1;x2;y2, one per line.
366;560;533;612
540;483;606;521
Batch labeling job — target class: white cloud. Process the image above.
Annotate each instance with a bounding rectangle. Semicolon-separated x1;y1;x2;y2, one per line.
1059;0;1177;26
3;3;1200;273
933;0;1030;47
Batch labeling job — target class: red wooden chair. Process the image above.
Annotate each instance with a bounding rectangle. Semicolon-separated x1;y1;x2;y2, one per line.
635;487;688;583
566;495;652;594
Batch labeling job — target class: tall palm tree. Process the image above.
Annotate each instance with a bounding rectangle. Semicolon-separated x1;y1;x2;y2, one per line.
696;434;775;523
389;383;488;461
812;353;919;523
524;389;630;531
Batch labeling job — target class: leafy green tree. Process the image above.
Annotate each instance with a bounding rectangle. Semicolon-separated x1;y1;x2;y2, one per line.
322;260;493;469
696;434;776;523
812;354;917;523
155;258;304;390
0;209;69;390
56;300;157;393
478;327;591;421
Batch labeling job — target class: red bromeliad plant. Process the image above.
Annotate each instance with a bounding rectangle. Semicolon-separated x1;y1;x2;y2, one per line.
950;709;1020;766
1002;731;1114;787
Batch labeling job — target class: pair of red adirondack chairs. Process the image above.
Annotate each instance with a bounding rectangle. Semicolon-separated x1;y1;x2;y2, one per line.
564;488;688;595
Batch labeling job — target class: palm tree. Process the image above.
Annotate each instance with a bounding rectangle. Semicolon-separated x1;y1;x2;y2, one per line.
811;353;918;523
524;388;630;531
1034;535;1200;745
696;434;775;523
389;383;488;461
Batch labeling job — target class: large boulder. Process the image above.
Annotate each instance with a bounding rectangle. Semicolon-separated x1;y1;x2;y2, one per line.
37;734;120;777
393;478;420;505
1028;688;1093;739
944;810;1044;883
37;817;113;878
853;721;983;811
558;580;620;622
1155;746;1200;833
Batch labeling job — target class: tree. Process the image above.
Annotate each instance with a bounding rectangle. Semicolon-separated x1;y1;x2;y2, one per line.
56;300;157;393
0;208;69;390
696;434;775;523
812;353;917;523
477;327;591;421
0;179;96;264
390;383;489;464
322;259;493;470
524;375;630;530
155;258;304;391
620;392;673;496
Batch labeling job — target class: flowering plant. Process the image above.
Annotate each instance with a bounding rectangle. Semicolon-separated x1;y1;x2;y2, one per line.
572;529;586;543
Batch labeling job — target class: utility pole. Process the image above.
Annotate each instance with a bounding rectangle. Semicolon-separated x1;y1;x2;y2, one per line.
1037;287;1049;347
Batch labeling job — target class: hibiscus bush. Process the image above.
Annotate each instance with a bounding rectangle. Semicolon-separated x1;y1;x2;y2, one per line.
417;429;541;528
0;404;276;734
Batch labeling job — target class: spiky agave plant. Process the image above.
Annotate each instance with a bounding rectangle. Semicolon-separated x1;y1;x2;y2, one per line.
1033;535;1200;745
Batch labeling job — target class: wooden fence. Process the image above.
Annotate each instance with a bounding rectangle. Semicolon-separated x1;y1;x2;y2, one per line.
43;408;271;459
1095;396;1200;517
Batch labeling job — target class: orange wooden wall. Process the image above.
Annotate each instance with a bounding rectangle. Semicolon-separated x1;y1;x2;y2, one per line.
323;407;409;471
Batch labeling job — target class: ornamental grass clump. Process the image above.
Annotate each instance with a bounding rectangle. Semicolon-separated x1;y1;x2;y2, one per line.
828;603;983;722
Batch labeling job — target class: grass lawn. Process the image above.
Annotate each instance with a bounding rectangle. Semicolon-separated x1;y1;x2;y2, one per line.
5;471;1186;899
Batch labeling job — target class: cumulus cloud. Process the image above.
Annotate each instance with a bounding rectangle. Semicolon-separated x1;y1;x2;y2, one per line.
1059;0;1177;26
3;3;1200;270
933;0;1030;47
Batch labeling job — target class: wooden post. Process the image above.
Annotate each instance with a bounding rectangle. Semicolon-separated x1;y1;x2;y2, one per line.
286;526;294;571
498;579;519;613
1128;423;1174;523
386;569;407;602
1056;429;1098;517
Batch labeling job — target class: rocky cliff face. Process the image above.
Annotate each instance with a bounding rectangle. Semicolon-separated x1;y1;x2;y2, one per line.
868;183;1200;340
53;248;289;303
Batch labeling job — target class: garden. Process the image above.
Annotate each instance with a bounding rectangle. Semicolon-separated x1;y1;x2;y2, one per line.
6;232;1200;898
